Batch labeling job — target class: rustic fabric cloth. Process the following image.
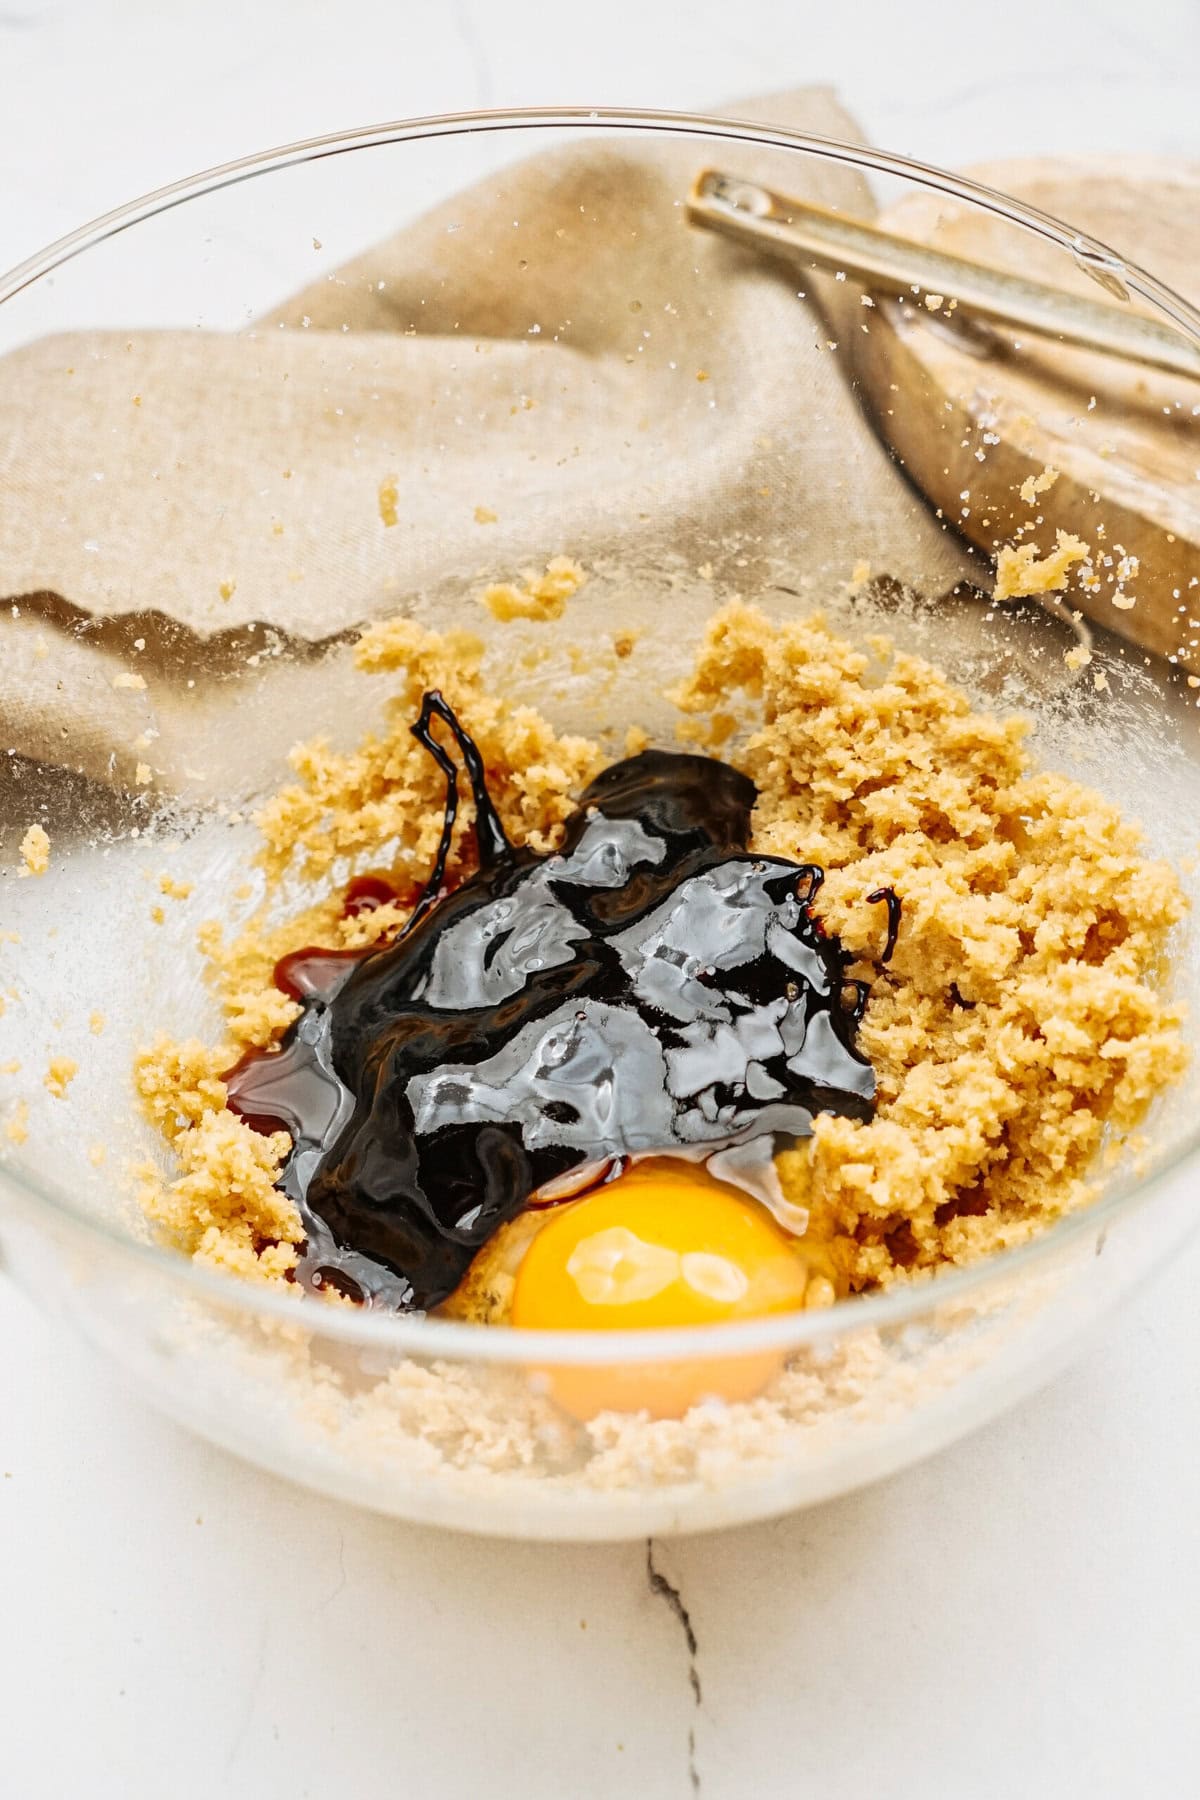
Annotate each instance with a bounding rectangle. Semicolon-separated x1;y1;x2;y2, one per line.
0;89;980;791
4;93;1189;792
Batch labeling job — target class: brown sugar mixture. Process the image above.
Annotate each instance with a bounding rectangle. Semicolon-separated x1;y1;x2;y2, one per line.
133;599;1188;1310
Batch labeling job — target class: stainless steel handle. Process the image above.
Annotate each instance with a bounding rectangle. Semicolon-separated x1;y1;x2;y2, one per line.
687;169;1200;384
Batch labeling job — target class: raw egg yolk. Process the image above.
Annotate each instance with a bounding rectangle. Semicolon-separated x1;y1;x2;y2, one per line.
510;1160;809;1420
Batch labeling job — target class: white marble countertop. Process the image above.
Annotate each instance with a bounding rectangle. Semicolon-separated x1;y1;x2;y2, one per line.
2;3;1199;1795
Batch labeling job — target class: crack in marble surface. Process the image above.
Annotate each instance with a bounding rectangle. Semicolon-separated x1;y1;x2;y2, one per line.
646;1539;703;1792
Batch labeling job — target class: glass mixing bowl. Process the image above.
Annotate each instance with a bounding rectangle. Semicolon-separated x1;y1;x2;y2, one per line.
1;110;1197;1539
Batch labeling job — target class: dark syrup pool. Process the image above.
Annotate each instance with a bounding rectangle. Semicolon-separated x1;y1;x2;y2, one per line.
226;692;896;1311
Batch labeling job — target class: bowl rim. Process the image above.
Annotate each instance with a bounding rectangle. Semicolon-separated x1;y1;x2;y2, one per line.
6;103;1200;342
2;104;1198;1368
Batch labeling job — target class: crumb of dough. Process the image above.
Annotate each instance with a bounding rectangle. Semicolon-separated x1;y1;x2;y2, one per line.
1019;467;1060;505
5;1100;28;1145
377;476;399;528
473;505;498;524
676;710;737;750
612;630;638;659
134;1037;230;1141
995;531;1090;601
89;1011;105;1035
135;763;152;786
113;671;147;691
159;875;194;901
18;824;49;877
0;1060;19;1075
218;579;236;602
1065;644;1092;671
88;1143;107;1166
673;601;1186;1290
624;724;650;757
137;601;1186;1302
131;1037;302;1280
923;292;945;310
150;904;165;925
44;1057;78;1099
1094;669;1111;692
256;612;600;893
131;1117;299;1283
849;560;872;591
480;556;586;623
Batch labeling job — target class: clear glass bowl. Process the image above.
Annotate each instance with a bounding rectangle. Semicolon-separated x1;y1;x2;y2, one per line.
1;110;1197;1540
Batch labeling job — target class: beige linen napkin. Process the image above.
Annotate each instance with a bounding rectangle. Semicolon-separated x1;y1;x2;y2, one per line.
0;89;980;794
8;94;1195;796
